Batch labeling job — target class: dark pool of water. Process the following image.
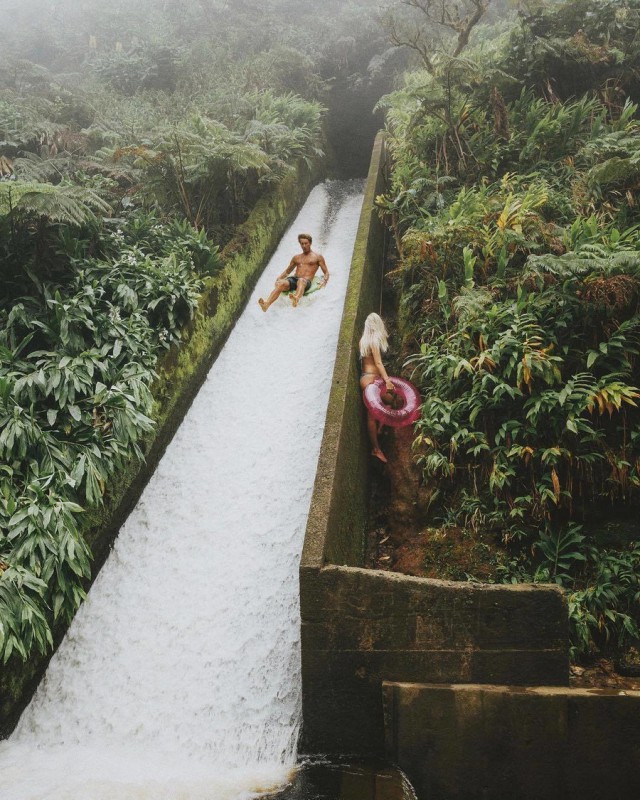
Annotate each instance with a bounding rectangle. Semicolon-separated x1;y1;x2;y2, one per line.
265;760;417;800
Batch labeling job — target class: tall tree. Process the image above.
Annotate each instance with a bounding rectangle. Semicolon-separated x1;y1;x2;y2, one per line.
385;0;492;72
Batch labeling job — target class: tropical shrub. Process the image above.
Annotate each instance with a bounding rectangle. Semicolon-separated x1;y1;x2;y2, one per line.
0;228;204;663
379;0;640;658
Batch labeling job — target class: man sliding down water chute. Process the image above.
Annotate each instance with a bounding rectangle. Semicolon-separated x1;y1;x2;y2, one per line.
258;233;329;311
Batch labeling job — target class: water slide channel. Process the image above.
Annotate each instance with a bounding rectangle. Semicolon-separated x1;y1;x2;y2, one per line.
0;180;365;800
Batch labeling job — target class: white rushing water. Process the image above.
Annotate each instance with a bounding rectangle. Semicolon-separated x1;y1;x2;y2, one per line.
0;180;364;800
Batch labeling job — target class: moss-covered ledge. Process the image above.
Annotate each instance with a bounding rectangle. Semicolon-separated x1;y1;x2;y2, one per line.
0;159;321;738
301;131;389;572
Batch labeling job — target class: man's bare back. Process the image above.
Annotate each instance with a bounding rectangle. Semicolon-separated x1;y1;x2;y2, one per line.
258;233;330;311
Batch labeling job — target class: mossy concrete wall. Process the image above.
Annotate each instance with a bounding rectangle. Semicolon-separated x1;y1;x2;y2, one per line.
383;681;640;800
302;132;388;573
299;133;569;759
0;160;320;738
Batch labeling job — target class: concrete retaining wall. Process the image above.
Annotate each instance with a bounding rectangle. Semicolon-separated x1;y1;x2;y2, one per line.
299;133;569;759
383;681;640;800
0;160;320;737
302;134;388;572
300;566;568;758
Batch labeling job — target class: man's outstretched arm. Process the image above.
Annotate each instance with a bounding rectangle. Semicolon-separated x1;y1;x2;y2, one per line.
319;255;330;286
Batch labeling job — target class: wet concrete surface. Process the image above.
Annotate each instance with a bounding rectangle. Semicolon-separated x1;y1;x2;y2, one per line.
267;760;416;800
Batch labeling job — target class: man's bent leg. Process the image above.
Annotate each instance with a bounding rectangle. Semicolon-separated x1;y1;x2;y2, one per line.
290;277;309;307
259;279;289;311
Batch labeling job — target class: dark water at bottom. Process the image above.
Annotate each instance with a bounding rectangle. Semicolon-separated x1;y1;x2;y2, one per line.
268;760;417;800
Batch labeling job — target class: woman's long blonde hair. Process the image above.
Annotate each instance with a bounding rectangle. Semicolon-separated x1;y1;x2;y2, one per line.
359;312;389;358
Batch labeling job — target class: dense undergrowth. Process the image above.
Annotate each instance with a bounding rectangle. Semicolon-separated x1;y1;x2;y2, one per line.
0;218;207;660
378;0;640;659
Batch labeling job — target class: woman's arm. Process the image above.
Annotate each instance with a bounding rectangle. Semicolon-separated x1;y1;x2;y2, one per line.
372;346;394;390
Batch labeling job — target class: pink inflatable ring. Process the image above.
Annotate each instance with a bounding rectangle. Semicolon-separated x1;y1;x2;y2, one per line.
363;377;421;428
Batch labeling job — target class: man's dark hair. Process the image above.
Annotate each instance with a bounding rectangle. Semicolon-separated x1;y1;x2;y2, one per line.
298;233;312;243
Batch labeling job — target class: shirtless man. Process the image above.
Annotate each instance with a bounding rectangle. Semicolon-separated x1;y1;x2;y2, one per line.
258;233;329;311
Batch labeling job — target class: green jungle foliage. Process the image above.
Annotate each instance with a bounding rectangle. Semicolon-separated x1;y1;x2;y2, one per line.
0;0;396;662
0;219;207;662
379;0;640;659
0;129;287;661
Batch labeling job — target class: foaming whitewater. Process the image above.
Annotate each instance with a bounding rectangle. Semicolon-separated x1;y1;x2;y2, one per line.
0;180;364;800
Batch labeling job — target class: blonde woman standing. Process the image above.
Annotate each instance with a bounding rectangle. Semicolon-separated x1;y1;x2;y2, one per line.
359;312;394;463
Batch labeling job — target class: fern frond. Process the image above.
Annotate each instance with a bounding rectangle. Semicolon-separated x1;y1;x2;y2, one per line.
525;250;640;280
12;153;75;183
452;287;493;326
0;182;111;225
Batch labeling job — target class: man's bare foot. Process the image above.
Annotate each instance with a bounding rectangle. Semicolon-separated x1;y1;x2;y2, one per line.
258;298;267;312
291;295;299;307
372;448;387;463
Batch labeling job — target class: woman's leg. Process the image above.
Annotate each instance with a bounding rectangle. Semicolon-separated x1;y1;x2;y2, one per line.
367;410;387;463
360;375;387;463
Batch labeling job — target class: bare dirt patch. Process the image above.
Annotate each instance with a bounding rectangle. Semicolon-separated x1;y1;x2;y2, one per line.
364;434;640;691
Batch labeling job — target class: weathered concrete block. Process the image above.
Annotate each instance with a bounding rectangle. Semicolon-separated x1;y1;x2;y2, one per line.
301;565;569;756
383;682;640;800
